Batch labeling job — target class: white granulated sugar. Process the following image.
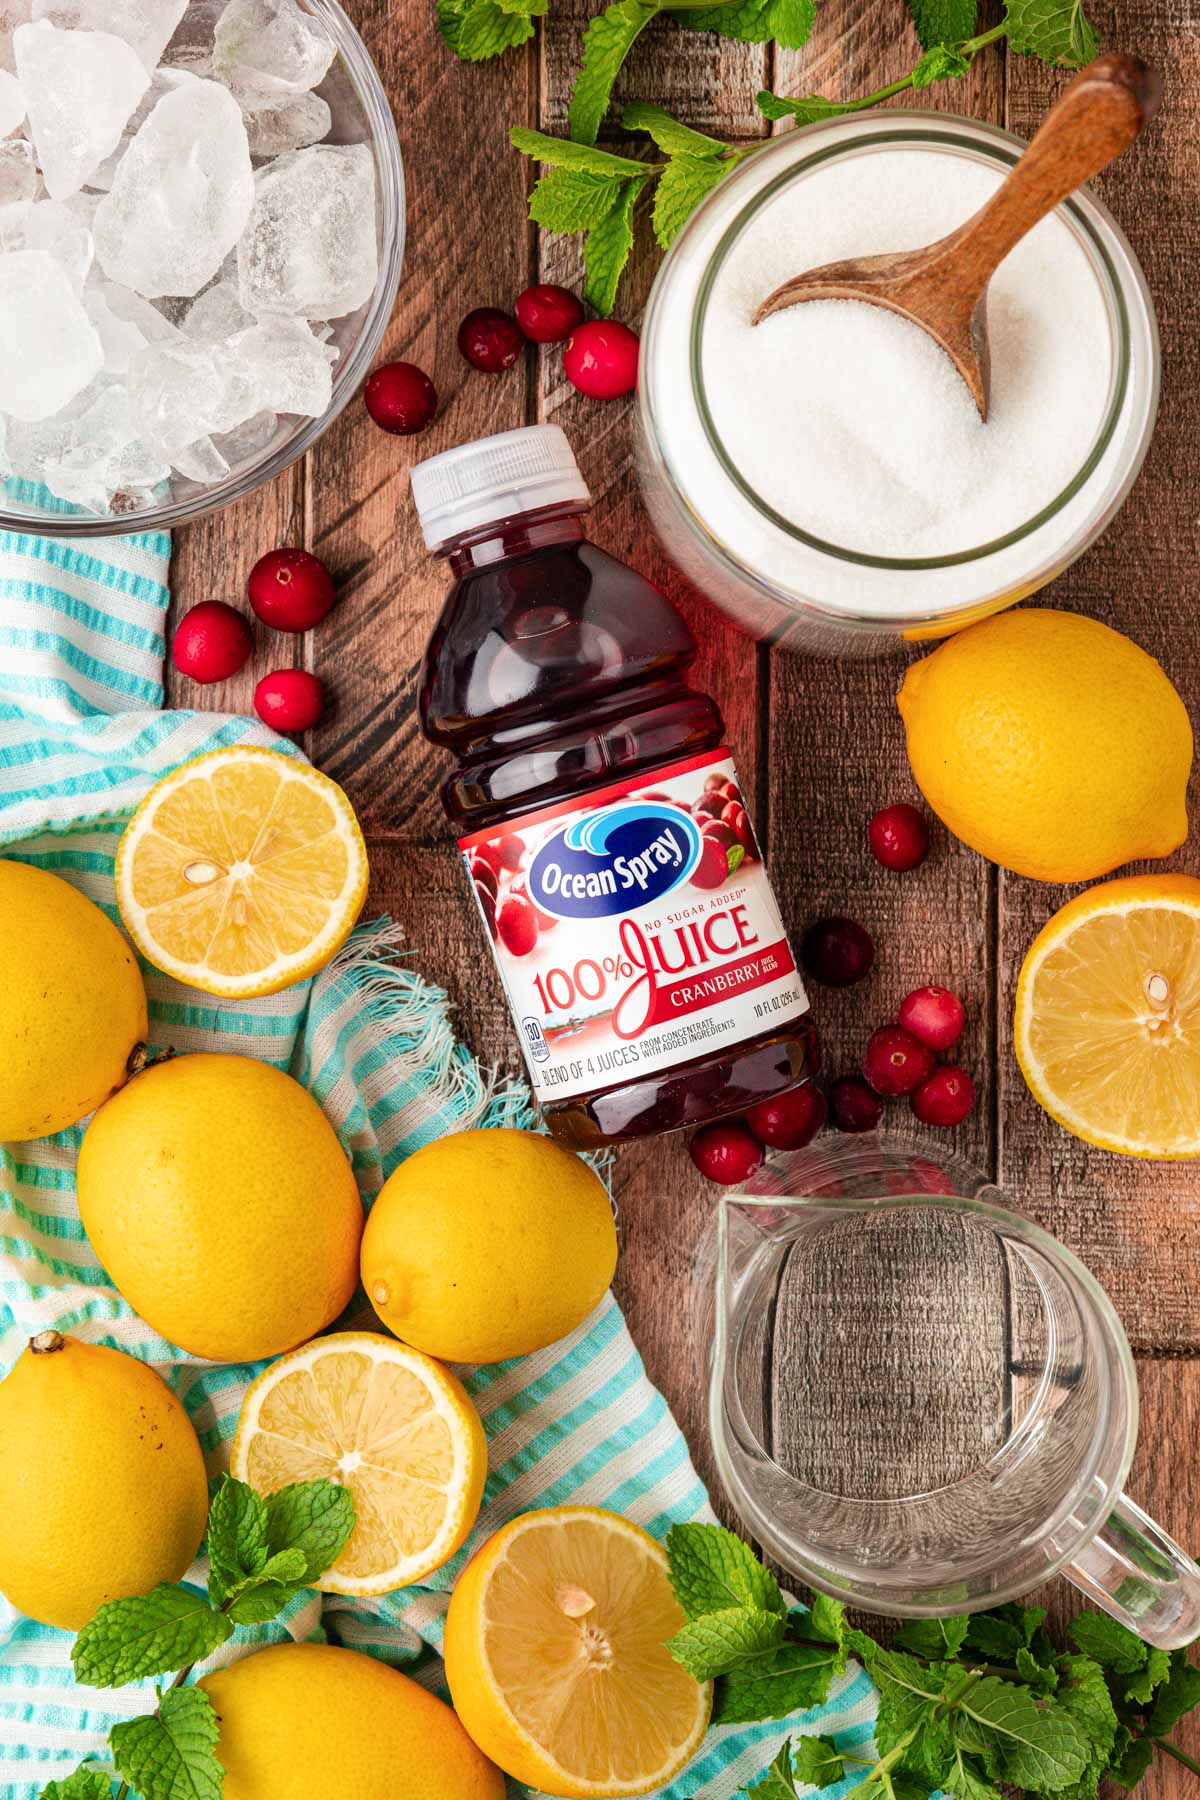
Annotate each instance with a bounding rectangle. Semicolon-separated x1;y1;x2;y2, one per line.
700;149;1110;559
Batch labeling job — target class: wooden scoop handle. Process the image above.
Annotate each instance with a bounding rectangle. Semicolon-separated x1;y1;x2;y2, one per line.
946;54;1161;300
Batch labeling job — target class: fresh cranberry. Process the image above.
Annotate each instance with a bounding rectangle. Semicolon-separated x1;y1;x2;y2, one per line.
689;1120;763;1185
745;1083;827;1151
468;854;499;902
254;668;325;733
829;1076;884;1134
909;1156;960;1196
364;360;438;435
515;283;584;343
458;307;525;373
801;917;875;988
563;319;639;399
496;893;539;957
691;834;732;891
911;1066;976;1128
862;1025;936;1098
898;985;965;1052
722;802;758;860
510;873;557;931
171;601;253;683
869;803;930;872
491;834;524;872
701;819;739;854
247;549;336;633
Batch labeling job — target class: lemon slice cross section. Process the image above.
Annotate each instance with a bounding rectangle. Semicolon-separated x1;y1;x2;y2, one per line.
232;1332;488;1596
444;1506;712;1799
1015;874;1200;1158
116;745;368;998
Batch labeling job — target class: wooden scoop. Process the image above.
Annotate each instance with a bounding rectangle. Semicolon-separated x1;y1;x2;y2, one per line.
752;54;1161;419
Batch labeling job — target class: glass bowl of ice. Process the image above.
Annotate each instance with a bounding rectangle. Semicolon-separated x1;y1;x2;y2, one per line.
0;0;405;535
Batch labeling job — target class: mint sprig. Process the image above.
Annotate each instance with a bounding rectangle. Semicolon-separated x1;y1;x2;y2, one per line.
662;1524;1200;1800
44;1476;355;1800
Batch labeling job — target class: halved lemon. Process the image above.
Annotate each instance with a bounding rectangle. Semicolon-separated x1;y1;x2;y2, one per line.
116;745;368;998
444;1507;712;1798
1015;874;1200;1158
232;1331;488;1596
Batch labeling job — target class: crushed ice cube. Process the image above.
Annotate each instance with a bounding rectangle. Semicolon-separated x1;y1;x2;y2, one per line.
128;336;262;459
0;247;103;419
14;20;150;199
159;0;220;72
0;1;30;73
243;89;329;156
213;0;335;100
183;277;253;341
238;143;377;320
213;405;276;464
0;198;94;295
31;0;188;72
172;435;228;482
228;316;335;415
0;138;36;205
85;66;199;192
95;78;253;298
86;278;176;373
0;65;24;133
9;375;170;510
99;278;183;347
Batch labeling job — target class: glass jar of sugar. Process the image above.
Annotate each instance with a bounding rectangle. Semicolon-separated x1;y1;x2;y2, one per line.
636;111;1159;655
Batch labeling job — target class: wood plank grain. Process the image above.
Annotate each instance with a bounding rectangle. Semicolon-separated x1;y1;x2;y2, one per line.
773;0;1004;123
1000;0;1200;1352
306;0;538;835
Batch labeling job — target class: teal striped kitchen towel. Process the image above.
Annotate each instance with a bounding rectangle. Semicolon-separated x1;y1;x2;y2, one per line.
0;520;879;1799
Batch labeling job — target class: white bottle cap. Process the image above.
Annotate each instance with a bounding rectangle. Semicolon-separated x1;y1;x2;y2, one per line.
410;424;591;550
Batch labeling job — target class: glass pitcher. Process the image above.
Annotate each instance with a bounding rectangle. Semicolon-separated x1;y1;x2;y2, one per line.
699;1136;1200;1649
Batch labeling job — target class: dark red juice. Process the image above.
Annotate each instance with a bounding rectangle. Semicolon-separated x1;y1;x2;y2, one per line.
413;426;819;1148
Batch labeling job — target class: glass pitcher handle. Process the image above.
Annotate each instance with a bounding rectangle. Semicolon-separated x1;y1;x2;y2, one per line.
1065;1491;1200;1650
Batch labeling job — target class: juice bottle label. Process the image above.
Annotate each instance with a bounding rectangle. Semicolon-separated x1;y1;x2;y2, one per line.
460;748;809;1103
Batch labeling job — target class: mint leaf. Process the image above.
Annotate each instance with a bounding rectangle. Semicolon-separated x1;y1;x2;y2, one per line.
963;1615;1024;1659
73;1587;232;1689
530;168;627;230
1124;1644;1171;1705
437;0;543;60
206;1475;269;1606
791;1735;845;1786
1017;1645;1058;1695
912;42;973;85
583;176;645;315
1054;1655;1119;1800
674;0;814;48
667;1604;786;1680
652;145;733;254
905;0;977;49
756;90;856;124
894;1616;970;1658
664;1523;785;1620
264;1479;355;1585
807;1593;847;1648
622;101;726;157
943;1750;1003;1800
110;1686;223;1800
1067;1612;1148;1675
1003;0;1099;66
1107;1733;1154;1790
892;1780;939;1800
38;1768;114;1800
743;1740;799;1797
954;1678;1091;1791
713;1638;845;1722
511;127;648;176
220;1547;310;1625
569;0;659;145
1147;1651;1200;1735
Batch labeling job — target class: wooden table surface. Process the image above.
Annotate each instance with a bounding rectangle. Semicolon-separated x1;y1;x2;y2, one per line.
167;0;1200;1788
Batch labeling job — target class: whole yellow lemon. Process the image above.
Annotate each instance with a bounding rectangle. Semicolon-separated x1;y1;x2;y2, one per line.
0;1331;208;1629
897;609;1193;882
0;860;147;1142
361;1129;617;1363
201;1641;505;1800
77;1053;362;1362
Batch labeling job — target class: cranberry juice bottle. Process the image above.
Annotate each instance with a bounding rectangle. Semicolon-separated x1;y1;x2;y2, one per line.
411;425;819;1149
